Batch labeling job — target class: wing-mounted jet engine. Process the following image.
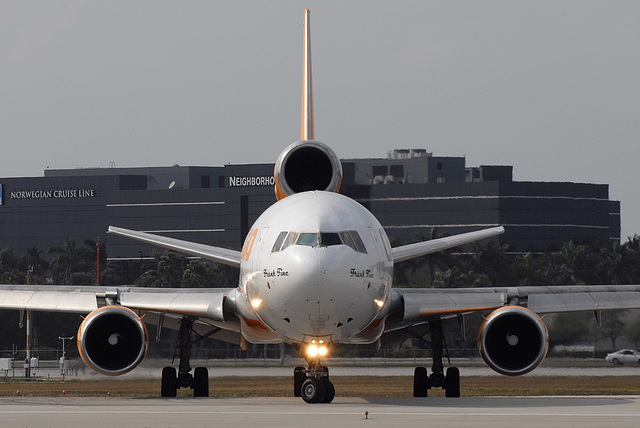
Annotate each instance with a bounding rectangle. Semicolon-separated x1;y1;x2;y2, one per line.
274;140;343;200
477;306;549;376
77;306;149;376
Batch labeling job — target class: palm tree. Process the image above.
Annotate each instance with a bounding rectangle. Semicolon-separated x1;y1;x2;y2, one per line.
48;238;97;285
469;242;516;287
548;241;599;285
157;251;187;287
597;242;639;284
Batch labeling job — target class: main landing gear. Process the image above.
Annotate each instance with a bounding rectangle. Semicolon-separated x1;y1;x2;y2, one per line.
160;317;213;398
294;345;335;403
410;320;461;398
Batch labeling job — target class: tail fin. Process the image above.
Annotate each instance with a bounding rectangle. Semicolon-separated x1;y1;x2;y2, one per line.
301;9;314;141
274;10;343;200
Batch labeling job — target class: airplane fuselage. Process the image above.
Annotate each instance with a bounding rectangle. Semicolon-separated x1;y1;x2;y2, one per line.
237;191;393;346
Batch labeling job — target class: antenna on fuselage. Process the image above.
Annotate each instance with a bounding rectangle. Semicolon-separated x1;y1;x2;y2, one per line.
301;9;314;141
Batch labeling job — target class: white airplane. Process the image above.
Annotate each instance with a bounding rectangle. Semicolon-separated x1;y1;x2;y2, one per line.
3;9;640;403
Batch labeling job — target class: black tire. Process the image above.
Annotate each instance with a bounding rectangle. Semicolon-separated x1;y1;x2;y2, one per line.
444;367;460;398
193;367;209;397
613;358;620;365
413;367;428;397
161;366;177;397
301;378;325;404
321;379;335;403
294;366;306;397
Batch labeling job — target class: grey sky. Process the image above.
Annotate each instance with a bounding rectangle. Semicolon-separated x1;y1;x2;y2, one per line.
2;1;639;239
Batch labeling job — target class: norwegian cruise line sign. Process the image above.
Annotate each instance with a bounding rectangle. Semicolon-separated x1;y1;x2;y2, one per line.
7;188;96;200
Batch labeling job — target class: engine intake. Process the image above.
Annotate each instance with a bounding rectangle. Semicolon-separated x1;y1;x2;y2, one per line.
478;306;548;376
77;306;149;376
274;140;342;200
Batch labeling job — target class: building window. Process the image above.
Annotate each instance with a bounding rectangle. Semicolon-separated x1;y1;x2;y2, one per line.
372;165;388;177
390;165;404;178
201;175;211;188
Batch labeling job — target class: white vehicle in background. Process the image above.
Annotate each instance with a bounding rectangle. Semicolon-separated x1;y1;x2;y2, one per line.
605;349;640;365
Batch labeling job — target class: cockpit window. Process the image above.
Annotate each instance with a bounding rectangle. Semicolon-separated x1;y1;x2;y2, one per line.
346;231;367;253
282;232;298;251
271;231;289;252
320;232;341;246
297;233;318;247
272;230;367;254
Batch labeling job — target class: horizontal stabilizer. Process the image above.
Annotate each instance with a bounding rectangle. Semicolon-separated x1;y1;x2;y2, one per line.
391;226;505;263
108;226;242;268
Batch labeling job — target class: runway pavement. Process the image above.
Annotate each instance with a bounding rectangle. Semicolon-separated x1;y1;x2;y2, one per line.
2;396;640;428
21;359;640;380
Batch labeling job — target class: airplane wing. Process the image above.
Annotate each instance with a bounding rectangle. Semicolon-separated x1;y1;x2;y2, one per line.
387;284;640;330
108;226;242;268
391;226;505;263
0;284;235;321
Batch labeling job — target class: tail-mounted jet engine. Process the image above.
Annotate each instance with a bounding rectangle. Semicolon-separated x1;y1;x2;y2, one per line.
274;140;343;200
477;306;549;376
77;306;149;376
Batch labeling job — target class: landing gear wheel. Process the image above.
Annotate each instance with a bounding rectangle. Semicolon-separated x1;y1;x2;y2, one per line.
301;378;325;404
293;366;306;397
413;366;428;397
321;379;335;403
193;367;209;397
444;367;460;398
161;366;177;397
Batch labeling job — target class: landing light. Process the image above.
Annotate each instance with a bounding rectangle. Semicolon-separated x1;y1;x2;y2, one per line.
374;299;385;308
251;299;262;309
306;343;328;358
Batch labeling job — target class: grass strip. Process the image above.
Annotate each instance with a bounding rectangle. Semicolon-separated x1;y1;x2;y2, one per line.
2;376;640;398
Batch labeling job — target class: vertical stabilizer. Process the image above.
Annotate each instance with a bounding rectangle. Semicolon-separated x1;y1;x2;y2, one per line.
301;9;314;141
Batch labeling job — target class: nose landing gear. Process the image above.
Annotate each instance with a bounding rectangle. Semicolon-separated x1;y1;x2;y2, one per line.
294;342;335;403
294;364;335;403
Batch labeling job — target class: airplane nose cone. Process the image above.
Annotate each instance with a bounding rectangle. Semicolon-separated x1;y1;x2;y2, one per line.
250;245;384;343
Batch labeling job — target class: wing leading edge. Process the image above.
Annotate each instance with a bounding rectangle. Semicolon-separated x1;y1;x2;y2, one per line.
388;284;640;332
0;284;234;322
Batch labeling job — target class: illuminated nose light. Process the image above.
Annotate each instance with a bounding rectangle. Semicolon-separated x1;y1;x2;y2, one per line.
374;299;385;308
306;343;328;358
251;299;262;309
307;344;318;357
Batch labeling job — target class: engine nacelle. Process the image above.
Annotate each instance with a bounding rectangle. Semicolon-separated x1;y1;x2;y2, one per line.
77;306;149;376
478;306;548;376
274;140;343;200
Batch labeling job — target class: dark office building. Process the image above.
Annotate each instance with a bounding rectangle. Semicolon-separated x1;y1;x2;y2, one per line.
0;149;620;261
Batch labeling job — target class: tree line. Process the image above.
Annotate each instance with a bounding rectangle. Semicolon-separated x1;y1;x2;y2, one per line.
0;238;237;288
392;234;640;288
2;234;640;352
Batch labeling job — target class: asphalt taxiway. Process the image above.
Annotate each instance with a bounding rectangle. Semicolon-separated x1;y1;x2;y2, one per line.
2;396;640;428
